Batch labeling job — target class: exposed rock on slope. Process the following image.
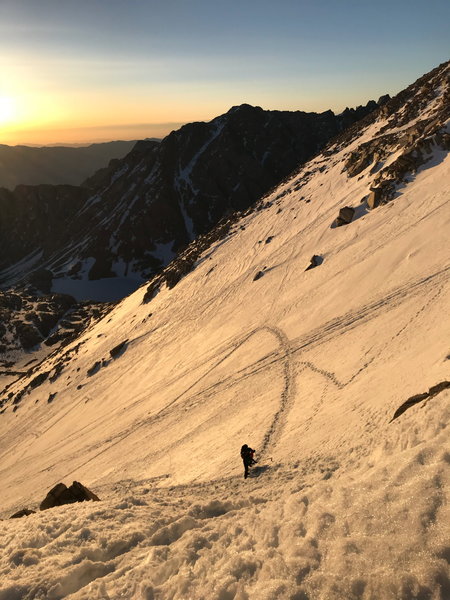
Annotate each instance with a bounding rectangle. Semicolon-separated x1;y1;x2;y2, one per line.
335;206;355;227
0;289;112;368
391;381;450;421
0;185;90;277
40;481;100;510
330;61;450;206
139;60;450;301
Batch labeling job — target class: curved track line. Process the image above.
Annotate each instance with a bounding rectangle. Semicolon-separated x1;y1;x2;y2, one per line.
258;327;294;459
59;326;296;477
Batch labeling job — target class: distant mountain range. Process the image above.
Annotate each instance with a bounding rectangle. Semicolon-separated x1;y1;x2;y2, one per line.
0;99;386;300
0;140;139;190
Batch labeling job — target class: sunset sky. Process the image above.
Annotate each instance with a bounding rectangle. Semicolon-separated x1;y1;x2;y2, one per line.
0;0;449;146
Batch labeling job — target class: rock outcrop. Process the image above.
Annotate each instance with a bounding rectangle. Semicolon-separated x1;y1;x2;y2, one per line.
335;206;355;227
391;381;450;421
10;508;36;519
367;188;382;209
40;481;100;510
87;361;101;376
340;60;450;208
0;290;111;361
305;255;322;271
110;340;128;358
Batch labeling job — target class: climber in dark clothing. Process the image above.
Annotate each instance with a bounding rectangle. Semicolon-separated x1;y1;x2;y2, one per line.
241;444;256;479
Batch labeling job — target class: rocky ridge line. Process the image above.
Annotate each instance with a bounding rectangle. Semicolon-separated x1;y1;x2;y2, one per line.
0;101;383;292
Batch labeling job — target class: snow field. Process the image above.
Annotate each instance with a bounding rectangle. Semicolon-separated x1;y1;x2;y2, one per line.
1;393;450;599
1;83;450;598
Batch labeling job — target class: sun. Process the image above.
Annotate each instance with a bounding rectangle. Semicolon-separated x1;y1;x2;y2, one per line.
0;95;17;125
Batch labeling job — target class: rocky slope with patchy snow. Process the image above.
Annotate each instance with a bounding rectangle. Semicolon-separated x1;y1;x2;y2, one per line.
0;102;381;300
1;61;450;599
0;288;113;373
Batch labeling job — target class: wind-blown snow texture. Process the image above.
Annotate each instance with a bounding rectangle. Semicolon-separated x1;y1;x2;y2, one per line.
1;61;450;599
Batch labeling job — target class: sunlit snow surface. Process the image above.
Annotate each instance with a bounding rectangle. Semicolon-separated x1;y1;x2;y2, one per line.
2;108;450;598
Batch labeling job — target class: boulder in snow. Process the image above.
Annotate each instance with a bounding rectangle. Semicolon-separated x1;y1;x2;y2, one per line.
367;189;383;209
40;481;100;511
391;393;429;422
110;340;128;358
10;508;36;519
429;381;450;396
335;206;355;227
87;361;101;376
388;382;449;422
305;255;322;271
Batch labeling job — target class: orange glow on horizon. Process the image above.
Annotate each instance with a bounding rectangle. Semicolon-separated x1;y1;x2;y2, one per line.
0;84;219;145
0;121;189;146
0;63;193;145
1;51;366;146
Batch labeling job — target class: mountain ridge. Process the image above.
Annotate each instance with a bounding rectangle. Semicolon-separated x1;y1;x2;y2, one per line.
0;100;383;300
0;140;138;190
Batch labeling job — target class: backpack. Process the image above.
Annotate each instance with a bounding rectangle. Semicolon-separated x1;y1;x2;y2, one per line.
241;445;254;460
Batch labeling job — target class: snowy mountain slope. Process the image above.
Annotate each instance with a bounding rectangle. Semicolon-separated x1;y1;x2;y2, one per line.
1;61;450;599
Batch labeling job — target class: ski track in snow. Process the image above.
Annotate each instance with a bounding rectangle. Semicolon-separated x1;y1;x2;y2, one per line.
9;260;448;490
146;260;450;463
60;252;448;480
291;261;450;359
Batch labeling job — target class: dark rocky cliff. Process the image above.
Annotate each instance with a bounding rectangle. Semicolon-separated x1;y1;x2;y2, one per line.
0;101;381;293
